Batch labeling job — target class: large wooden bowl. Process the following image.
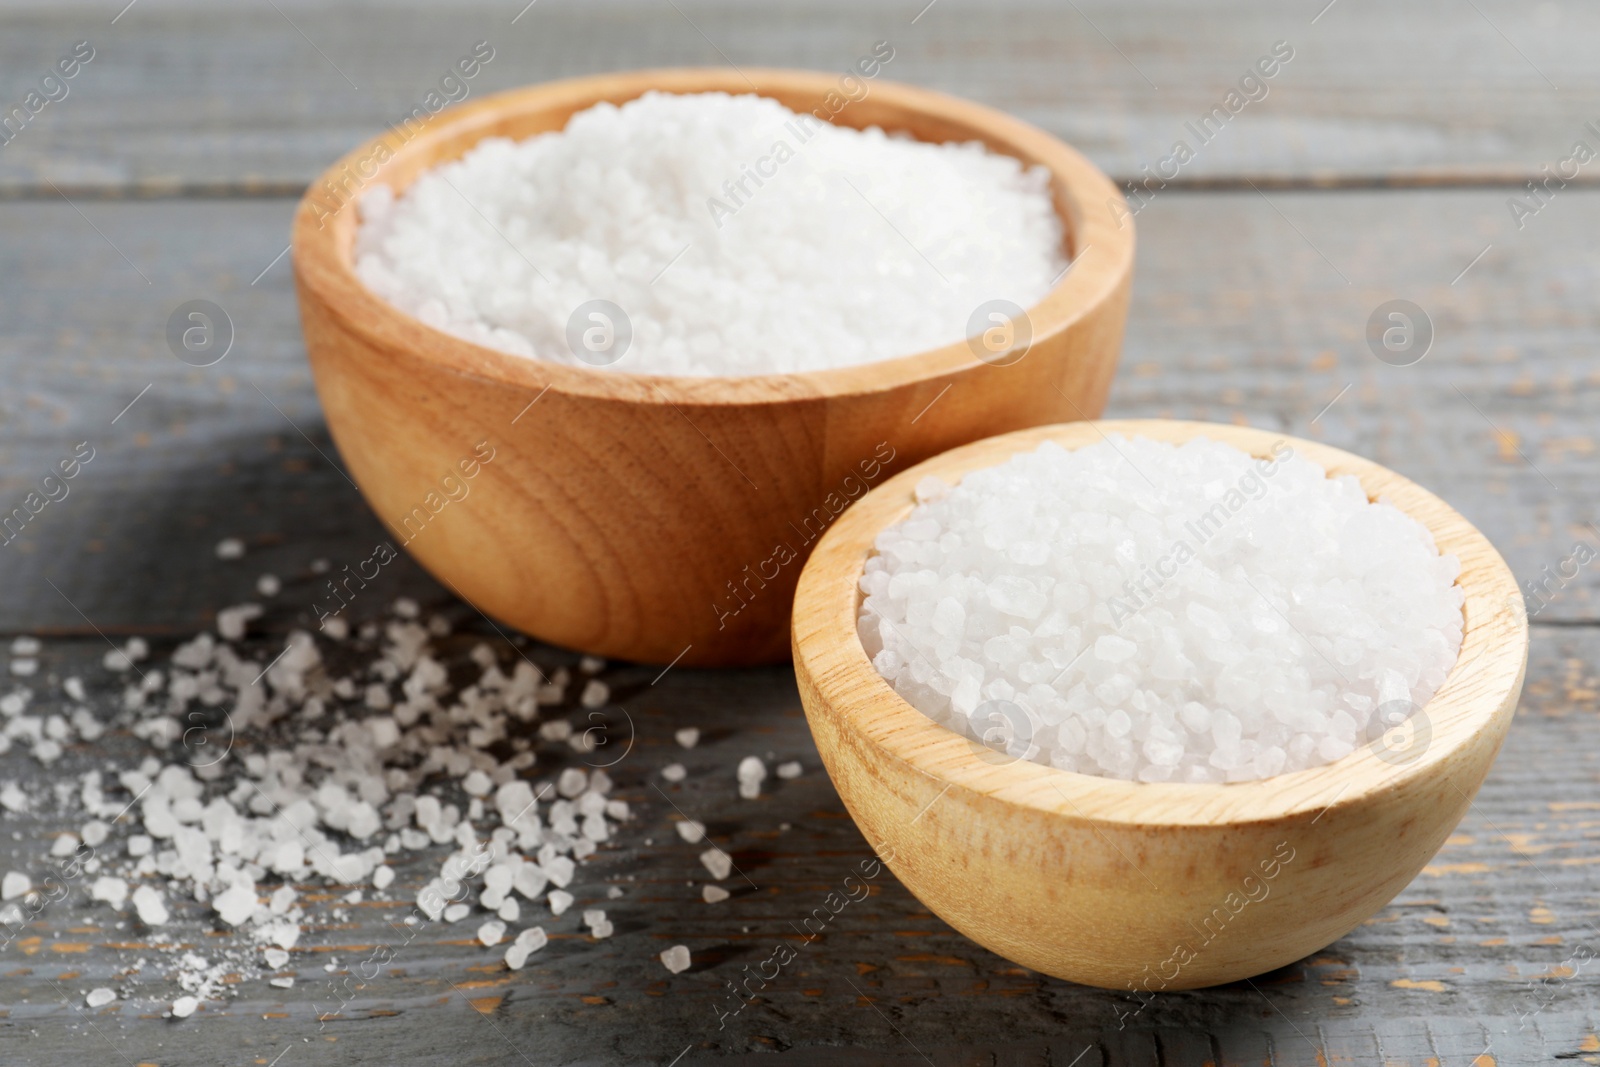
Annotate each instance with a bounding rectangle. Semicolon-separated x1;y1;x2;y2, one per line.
793;420;1527;989
292;69;1134;666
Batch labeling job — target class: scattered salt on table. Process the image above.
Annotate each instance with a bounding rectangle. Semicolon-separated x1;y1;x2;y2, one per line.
699;849;732;881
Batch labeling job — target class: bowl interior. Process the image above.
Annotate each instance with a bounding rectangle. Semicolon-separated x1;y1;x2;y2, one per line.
795;419;1528;827
294;67;1134;403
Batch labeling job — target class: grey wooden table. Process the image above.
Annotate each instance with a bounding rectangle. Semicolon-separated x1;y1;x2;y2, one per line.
2;1;1598;1063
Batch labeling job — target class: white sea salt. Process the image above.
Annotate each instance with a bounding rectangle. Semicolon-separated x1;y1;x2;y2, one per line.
215;604;263;641
699;848;732;881
674;728;700;749
85;988;116;1008
0;591;666;1013
775;761;802;780
858;436;1465;783
354;91;1064;377
170;994;198;1018
736;756;766;800
477;919;506;947
674;819;706;845
660;763;686;783
214;538;244;560
132;885;169;926
702;885;730;904
504;926;548;970
660;944;691;974
91;875;127;907
214;884;257;926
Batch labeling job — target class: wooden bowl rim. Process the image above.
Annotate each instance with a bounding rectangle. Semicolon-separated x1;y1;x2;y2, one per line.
291;66;1135;406
792;419;1528;828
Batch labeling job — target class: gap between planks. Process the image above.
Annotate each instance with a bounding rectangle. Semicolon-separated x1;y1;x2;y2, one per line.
5;171;1600;201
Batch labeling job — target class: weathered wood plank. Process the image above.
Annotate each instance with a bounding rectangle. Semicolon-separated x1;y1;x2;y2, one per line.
0;620;1595;1066
2;188;1596;632
0;0;1593;193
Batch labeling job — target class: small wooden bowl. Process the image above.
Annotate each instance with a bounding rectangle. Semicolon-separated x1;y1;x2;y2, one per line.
793;420;1527;990
292;68;1134;666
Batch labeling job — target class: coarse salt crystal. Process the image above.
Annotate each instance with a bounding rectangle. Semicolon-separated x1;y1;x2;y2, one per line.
504;925;548;970
660;944;691;974
702;885;730;904
699;849;732;881
91;876;128;907
216;604;263;641
85;988;116;1008
355;93;1064;377
214;883;257;927
736;756;766;799
860;436;1464;784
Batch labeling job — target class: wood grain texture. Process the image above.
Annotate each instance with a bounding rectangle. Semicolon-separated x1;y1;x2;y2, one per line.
0;625;1595;1066
1;0;1598;1050
6;189;1596;635
292;69;1133;666
792;419;1529;989
2;0;1595;194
